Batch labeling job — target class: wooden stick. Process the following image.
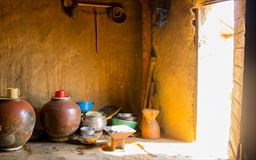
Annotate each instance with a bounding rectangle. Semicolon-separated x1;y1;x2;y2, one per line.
94;9;98;53
140;0;152;111
77;3;113;8
148;82;154;109
143;57;156;110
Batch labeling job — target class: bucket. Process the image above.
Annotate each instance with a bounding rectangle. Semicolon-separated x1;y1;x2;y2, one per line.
76;101;94;113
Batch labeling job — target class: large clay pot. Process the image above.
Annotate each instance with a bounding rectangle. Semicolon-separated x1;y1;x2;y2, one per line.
40;90;81;142
0;88;36;151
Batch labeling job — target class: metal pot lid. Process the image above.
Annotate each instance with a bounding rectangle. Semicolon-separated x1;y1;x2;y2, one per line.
85;111;104;117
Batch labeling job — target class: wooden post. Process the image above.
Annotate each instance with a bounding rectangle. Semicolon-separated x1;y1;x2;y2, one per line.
140;0;152;111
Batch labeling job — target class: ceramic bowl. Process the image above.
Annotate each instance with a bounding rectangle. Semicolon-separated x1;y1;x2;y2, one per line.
112;118;137;129
116;113;133;118
79;135;97;145
116;113;137;121
80;126;95;137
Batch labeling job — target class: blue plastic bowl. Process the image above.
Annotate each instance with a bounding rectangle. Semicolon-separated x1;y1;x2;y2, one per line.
76;101;94;113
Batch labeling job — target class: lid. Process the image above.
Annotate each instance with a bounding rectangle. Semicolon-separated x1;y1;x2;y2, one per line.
51;90;70;100
86;111;104;117
0;88;24;100
55;90;67;98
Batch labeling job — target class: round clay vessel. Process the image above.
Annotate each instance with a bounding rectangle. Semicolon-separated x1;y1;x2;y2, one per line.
40;90;81;142
0;88;36;151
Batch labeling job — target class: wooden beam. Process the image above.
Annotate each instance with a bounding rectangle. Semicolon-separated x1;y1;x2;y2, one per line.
140;0;152;111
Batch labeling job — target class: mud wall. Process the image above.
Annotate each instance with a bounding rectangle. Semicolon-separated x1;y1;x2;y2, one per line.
0;0;142;127
153;0;197;141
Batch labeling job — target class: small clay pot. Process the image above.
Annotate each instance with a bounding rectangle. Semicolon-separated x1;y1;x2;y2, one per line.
40;90;81;142
0;88;36;151
141;109;160;139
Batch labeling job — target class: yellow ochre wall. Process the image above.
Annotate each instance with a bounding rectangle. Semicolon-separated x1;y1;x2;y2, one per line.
153;0;197;141
0;0;142;129
0;0;142;113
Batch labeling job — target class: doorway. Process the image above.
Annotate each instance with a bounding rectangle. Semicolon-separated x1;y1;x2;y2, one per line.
197;0;234;158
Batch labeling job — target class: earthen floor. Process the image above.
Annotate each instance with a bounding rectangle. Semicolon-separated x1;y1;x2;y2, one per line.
0;137;225;160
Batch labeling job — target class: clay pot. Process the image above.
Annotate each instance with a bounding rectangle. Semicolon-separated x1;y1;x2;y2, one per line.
40;90;81;142
141;108;160;139
0;88;36;151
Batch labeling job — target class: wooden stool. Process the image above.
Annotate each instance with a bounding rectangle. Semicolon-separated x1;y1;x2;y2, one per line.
104;125;136;151
111;137;126;150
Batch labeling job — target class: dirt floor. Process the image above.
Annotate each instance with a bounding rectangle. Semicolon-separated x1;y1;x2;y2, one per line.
0;135;226;160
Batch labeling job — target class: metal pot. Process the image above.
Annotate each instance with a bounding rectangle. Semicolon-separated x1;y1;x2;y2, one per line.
81;111;109;132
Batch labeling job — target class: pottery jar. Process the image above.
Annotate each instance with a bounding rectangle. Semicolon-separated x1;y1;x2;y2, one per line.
40;90;81;142
141;108;160;139
0;88;36;151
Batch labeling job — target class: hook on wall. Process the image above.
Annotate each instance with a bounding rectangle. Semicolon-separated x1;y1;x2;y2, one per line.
152;1;169;28
108;6;126;23
154;7;168;27
61;0;126;23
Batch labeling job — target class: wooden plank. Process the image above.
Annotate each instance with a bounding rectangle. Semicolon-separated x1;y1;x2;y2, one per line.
232;98;242;124
232;81;243;103
228;142;237;160
234;0;245;20
229;113;241;157
234;17;245;34
197;0;231;6
234;48;244;67
234;32;245;49
233;66;244;86
229;0;245;159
